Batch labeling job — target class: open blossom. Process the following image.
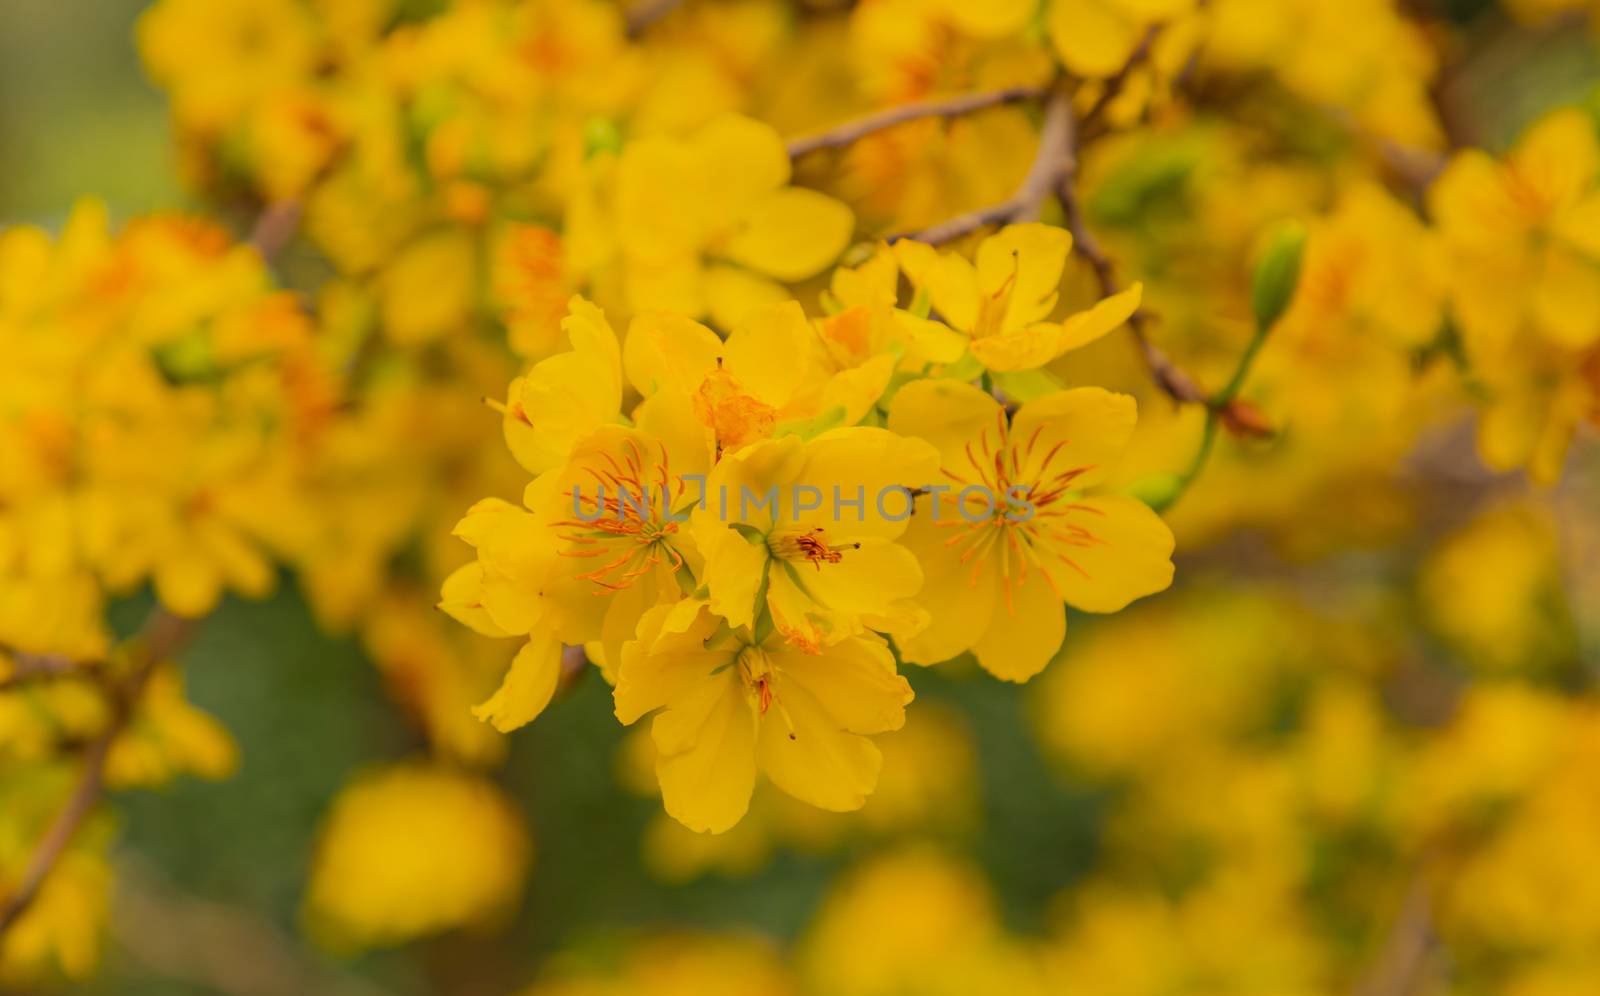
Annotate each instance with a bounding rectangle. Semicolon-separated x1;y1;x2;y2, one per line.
691;428;940;652
888;379;1175;681
1429;108;1600;482
894;223;1142;372
574;113;856;326
614;602;914;833
441;422;706;728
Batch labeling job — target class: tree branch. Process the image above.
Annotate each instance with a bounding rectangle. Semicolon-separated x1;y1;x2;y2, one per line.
0;651;95;693
0;610;198;940
1078;25;1162;133
1055;112;1210;407
1352;869;1438;996
247;200;301;262
787;85;1049;158
894;85;1077;245
625;0;682;37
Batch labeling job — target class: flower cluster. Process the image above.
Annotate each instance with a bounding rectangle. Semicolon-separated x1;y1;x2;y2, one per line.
442;223;1174;832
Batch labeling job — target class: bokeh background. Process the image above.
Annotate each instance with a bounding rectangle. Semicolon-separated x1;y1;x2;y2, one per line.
3;1;1600;994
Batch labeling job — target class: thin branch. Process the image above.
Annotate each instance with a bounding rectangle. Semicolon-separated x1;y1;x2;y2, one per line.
247;200;301;262
1078;25;1162;132
1353;870;1438;996
0;610;198;939
894;85;1076;245
0;651;95;693
787;85;1048;158
1056;139;1208;407
625;0;682;37
115;857;399;996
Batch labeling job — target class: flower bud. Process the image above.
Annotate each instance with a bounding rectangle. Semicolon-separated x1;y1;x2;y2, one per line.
1250;220;1308;331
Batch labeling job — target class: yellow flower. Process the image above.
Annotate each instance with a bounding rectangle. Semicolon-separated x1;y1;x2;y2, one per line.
304;763;530;951
609;114;855;325
614;602;913;833
104;666;238;788
442;422;704;728
887;379;1174;681
691;427;939;651
1418;501;1577;675
1429;108;1600;481
1281;182;1446;350
1430;108;1600;353
138;0;316;130
801;848;1046;996
894;223;1142;372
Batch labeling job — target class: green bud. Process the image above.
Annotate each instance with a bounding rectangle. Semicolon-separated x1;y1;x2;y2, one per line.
583;117;623;160
152;330;217;384
1250;220;1308;331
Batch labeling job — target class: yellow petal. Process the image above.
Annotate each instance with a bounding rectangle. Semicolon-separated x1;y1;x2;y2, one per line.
723;187;855;282
973;568;1065;683
1049;0;1143;78
1428;151;1527;250
613;604;724;725
623;312;723;397
819;352;898;425
380;229;476;345
705;263;791;330
885;378;1003;470
692;113;793;216
1010;386;1138;489
757;679;883;812
895;240;982;332
775;540;926;645
654;671;758;833
502;296;623;474
624;253;707;318
970;283;1141;371
1035;493;1176;612
439;563;512;638
616;138;704;262
792;427;941;539
155;547;221;618
894;513;1000;666
694;432;808;531
699;526;771;631
937;0;1036;37
771;636;912;735
893;312;970;364
975;223;1072;330
1533;248;1600;350
1555;192;1600;260
1511;108;1600;213
723;301;819;409
473;628;563;732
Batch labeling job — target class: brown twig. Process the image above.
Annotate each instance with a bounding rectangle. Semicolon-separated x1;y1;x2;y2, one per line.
787;85;1049;158
1352;869;1439;996
1078;25;1162;133
247;200;302;262
0;651;94;693
894;85;1077;245
1061;197;1208;405
625;0;682;37
0;610;198;939
1055;108;1209;408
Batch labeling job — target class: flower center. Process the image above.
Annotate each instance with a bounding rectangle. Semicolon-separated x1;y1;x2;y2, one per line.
768;527;856;569
554;437;685;592
935;409;1103;609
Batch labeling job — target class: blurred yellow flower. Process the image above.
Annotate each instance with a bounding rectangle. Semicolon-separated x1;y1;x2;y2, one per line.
305;763;530;950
